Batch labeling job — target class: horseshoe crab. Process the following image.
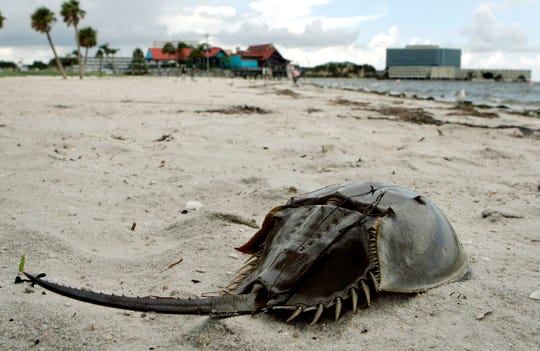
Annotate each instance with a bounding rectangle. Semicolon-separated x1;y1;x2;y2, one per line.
24;182;468;324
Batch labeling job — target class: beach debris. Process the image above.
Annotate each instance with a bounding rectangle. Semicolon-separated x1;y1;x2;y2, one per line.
185;201;203;211
447;105;499;119
306;108;322;114
475;310;493;321
274;89;301;98
481;209;524;222
18;254;26;273
450;291;467;300
321;144;335;153
161;257;184;272
365;106;540;139
198;105;271;115
130;222;136;231
154;134;174;142
330;98;369;108
530;289;540;300
22;182;468;325
110;134;127;141
371;107;441;125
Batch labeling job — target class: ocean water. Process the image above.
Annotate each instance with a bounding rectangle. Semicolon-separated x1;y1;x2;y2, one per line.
303;78;540;114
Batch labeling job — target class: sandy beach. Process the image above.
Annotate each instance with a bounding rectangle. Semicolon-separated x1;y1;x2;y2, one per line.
1;76;539;350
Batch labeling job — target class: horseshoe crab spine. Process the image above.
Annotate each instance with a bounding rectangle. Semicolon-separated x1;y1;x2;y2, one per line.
23;272;261;316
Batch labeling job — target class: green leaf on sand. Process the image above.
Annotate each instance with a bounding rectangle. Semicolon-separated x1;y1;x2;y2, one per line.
18;254;25;273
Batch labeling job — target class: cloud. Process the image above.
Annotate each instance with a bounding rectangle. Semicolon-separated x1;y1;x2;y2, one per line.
280;25;399;69
1;0;172;51
215;20;360;48
368;25;398;50
2;0;384;63
158;1;378;50
160;5;242;36
462;3;528;52
462;50;540;81
248;0;332;32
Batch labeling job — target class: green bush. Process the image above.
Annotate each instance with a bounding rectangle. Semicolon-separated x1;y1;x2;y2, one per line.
0;61;17;69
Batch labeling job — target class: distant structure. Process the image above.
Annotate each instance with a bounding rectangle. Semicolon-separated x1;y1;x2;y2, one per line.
387;45;461;68
229;44;289;78
84;57;132;74
386;45;531;82
145;46;229;69
141;42;290;77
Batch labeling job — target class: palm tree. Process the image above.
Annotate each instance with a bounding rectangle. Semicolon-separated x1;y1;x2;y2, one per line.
61;0;86;79
95;49;104;77
31;7;67;79
79;26;97;65
98;43;119;73
133;48;144;59
176;41;190;63
188;44;205;68
162;42;176;58
161;42;176;75
0;11;5;29
99;43;119;58
131;48;147;75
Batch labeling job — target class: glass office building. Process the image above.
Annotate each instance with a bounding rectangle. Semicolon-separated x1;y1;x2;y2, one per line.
386;45;461;68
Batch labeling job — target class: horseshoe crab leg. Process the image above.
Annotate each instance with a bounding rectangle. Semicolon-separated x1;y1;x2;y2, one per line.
286;306;303;322
334;297;342;321
350;288;358;313
310;304;324;325
24;272;263;316
361;281;371;306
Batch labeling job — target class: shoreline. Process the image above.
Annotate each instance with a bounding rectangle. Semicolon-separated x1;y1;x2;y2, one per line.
2;73;539;116
1;76;539;350
301;77;540;116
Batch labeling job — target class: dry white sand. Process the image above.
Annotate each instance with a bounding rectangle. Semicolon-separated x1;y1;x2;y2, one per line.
1;76;539;350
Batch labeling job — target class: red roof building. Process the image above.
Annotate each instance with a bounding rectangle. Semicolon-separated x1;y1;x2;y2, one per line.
231;44;289;77
145;46;229;69
240;44;279;60
146;47;193;61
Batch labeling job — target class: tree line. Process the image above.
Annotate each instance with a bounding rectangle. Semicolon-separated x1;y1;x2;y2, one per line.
1;5;212;77
1;2;102;79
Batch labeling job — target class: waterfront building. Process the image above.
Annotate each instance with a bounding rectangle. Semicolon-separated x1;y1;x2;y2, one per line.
386;45;531;81
387;45;461;69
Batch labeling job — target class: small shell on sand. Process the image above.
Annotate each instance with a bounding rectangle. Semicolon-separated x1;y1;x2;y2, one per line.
185;201;203;211
530;289;540;300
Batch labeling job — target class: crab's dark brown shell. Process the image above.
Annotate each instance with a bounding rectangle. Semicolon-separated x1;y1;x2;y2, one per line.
23;182;468;324
228;182;468;321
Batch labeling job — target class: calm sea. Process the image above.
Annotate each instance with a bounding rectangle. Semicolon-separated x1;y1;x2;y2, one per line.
302;78;540;114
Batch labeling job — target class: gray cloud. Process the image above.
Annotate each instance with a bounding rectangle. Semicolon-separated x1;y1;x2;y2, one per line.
0;1;182;49
1;0;362;58
462;4;528;52
216;20;360;48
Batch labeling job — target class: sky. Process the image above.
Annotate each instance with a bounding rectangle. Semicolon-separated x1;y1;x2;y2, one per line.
1;0;539;80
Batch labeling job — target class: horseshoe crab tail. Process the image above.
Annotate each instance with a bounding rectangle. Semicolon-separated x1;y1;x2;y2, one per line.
23;272;263;316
